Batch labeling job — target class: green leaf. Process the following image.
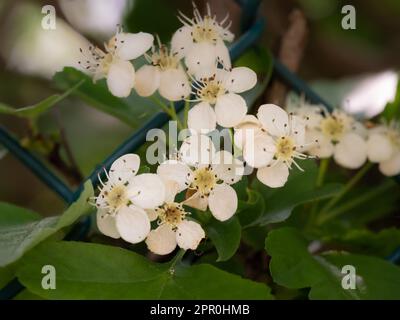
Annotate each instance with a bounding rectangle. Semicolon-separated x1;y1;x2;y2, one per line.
0;80;83;118
251;161;341;226
266;227;400;299
234;46;273;76
205;216;241;262
0;202;41;227
0;181;93;267
17;241;273;299
53;67;158;127
237;189;265;227
382;78;400;121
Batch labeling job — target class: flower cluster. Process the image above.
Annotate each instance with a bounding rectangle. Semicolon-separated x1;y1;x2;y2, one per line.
88;4;400;256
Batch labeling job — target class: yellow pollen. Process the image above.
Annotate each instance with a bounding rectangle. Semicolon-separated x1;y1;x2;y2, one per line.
321;116;345;141
199;80;225;104
192;17;219;43
192;167;217;196
275;136;296;161
158;203;186;227
105;185;128;213
152;47;179;71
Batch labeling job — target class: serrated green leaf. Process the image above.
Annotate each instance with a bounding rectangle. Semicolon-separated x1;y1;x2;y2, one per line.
0;181;93;267
0;80;83;118
53;67;159;127
266;227;400;299
17;241;273;299
205;216;241;262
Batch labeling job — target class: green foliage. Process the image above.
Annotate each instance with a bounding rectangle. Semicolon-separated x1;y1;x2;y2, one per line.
205;216;241;261
266;227;400;299
0;80;83;119
17;241;273;300
0;181;93;267
53;68;159;127
381;78;400;121
251;160;342;226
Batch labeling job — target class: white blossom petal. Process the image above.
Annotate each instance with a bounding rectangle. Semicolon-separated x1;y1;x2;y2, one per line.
96;209;120;239
215;93;247;128
146;209;159;222
188;102;217;133
256;162;289;188
208;184;238;221
243;132;275;168
307;130;334;158
215;39;231;70
184;191;209;211
367;133;393;163
109;154;140;184
185;42;216;78
115;206;150;244
159;68;191;101
257;104;289;137
129;173;165;209
179;134;216;166
212;150;244;184
116;32;153;61
106;59;135;98
134;65;160;97
225;67;257;93
176;220;205;250
334;133;368;169
145;224;177;255
379;151;400;176
233;115;262;149
171;26;193;59
157;160;192;194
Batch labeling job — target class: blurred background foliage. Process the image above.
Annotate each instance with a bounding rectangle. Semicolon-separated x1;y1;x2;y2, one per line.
0;0;399;218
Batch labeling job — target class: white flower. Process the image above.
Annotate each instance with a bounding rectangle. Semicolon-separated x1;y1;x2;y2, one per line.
134;41;191;101
187;67;257;132
300;108;368;169
93;154;165;244
171;3;234;78
145;201;205;255
241;104;309;188
367;121;400;176
157;134;244;221
79;28;153;97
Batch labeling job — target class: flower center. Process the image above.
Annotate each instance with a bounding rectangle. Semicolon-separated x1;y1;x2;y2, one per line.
321;116;345;141
192;167;217;196
275;136;296;161
101;184;129;214
198;79;225;104
192;17;219;44
151;46;180;71
158;203;187;228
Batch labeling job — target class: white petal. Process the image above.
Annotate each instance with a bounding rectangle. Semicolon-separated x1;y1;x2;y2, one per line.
367;133;393;163
256;162;289;188
233;115;262;149
243;132;275;168
257;104;289;137
307;130;334;158
379;152;400;176
145;224;177;255
215;39;231;70
185;42;216;78
212;150;244;184
106;59;135;98
184;191;209;211
179;134;216;166
334;133;368;169
134;65;160;97
129;173;165;209
215;93;247;128
96;210;120;239
208;184;238;221
225;67;257;93
115;206;150;244
157;160;192;193
188;102;217;133
171;26;193;59
146;209;159;222
176;220;205;250
159;68;191;101
115;32;154;61
109;154;140;184
291;115;306;145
